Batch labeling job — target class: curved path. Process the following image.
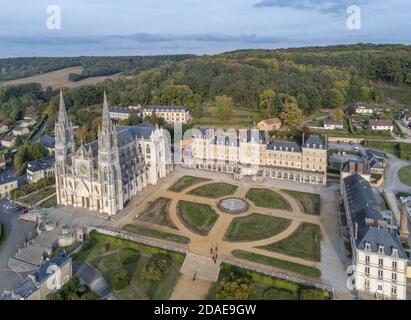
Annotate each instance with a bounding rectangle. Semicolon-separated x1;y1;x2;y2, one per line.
117;177;322;268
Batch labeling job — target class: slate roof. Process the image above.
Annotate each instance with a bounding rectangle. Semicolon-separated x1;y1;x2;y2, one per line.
369;119;393;127
304;135;325;149
39;135;55;149
341;158;371;175
115;122;157;147
267;140;302;152
2;278;38;300
145;105;189;112
26;156;55;173
32;254;71;284
109;108;131;114
343;174;406;259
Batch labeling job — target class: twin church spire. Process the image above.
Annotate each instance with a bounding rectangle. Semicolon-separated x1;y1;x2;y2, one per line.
57;90;116;153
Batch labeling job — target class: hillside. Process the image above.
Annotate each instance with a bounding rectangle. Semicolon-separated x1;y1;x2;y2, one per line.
1;66;120;90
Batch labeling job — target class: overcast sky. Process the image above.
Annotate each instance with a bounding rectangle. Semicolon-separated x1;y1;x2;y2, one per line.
0;0;410;57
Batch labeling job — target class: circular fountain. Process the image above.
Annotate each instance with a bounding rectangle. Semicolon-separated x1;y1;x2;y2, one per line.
218;197;249;214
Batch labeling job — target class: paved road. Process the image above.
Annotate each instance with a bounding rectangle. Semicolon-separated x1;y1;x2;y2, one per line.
0;202;35;294
29;118;48;144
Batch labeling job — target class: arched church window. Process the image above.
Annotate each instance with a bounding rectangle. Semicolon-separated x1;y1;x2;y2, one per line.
138;144;142;153
146;145;151;155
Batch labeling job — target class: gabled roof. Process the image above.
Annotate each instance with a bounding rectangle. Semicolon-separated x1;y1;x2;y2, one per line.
304;135;325;149
343;174;406;259
115;122;157;147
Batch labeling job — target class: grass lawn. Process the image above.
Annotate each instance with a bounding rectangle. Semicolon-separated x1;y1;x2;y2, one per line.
75;231;185;300
207;264;330;300
39;195;57;208
399;166;411;187
281;190;321;216
20;188;56;206
259;223;322;262
122;224;190;244
137;198;176;229
188;182;238;199
246;188;291;211
168;176;210;193
176;201;219;236
224;213;292;242
232;250;321;278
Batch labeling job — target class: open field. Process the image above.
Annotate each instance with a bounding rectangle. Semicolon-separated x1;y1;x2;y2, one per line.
176;201;219;236
122;224;190;244
75;231;185;300
232;250;321;278
246;188;292;211
137;197;176;229
260;223;322;262
168;176;210;193
188;182;238;199
1;66;120;89
224;213;292;242
282;190;321;216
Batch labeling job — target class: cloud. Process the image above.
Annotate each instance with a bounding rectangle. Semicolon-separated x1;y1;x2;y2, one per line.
0;33;291;46
254;0;369;15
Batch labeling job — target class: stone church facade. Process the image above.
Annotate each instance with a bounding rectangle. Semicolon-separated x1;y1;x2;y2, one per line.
55;91;172;216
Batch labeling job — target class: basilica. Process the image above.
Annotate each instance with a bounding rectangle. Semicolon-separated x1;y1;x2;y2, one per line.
55;91;173;216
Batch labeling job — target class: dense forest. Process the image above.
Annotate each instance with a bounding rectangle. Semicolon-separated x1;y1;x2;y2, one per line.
0;43;410;143
0;55;194;82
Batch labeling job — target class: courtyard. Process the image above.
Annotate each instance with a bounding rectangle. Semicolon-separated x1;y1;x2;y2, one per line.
109;167;348;299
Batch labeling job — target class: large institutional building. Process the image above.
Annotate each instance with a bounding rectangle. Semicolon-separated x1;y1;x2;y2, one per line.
184;128;327;185
55;92;172;216
341;174;408;300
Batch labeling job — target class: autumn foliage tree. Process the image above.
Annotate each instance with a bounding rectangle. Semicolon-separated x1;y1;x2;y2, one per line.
214;95;234;121
279;102;304;129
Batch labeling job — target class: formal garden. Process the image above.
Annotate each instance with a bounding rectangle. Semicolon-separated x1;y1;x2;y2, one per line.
281;190;321;216
176;201;219;236
224;213;292;242
168;175;210;192
137;197;176;229
188;182;238;199
246;188;292;211
398;165;411;186
259;223;322;262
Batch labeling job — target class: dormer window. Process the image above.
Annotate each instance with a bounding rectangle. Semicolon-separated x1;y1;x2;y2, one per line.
392;248;399;257
365;243;371;251
378;245;384;254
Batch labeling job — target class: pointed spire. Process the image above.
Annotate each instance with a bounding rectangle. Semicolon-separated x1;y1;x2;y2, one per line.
102;91;111;129
58;90;68;123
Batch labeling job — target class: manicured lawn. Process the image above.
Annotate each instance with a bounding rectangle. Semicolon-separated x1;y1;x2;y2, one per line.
259;223;322;262
188;182;238;199
281;190;321;216
20;188;56;206
122;224;190;244
75;231;185;300
176;201;219;236
207;264;330;300
399;166;411;187
168;176;210;193
232;250;321;278
246;188;291;211
224;213;292;242
137;197;176;229
39;195;57;208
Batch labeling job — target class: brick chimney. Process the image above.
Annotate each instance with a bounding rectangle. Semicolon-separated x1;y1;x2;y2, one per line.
358;161;364;175
400;204;409;242
349;161;356;174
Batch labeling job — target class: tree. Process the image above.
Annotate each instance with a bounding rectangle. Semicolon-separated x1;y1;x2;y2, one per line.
332;109;345;121
111;269;130;291
324;89;344;108
141;259;168;282
216;273;255;300
214;95;233;121
153;84;200;110
259;90;276;118
76;125;88;143
279;102;303;128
